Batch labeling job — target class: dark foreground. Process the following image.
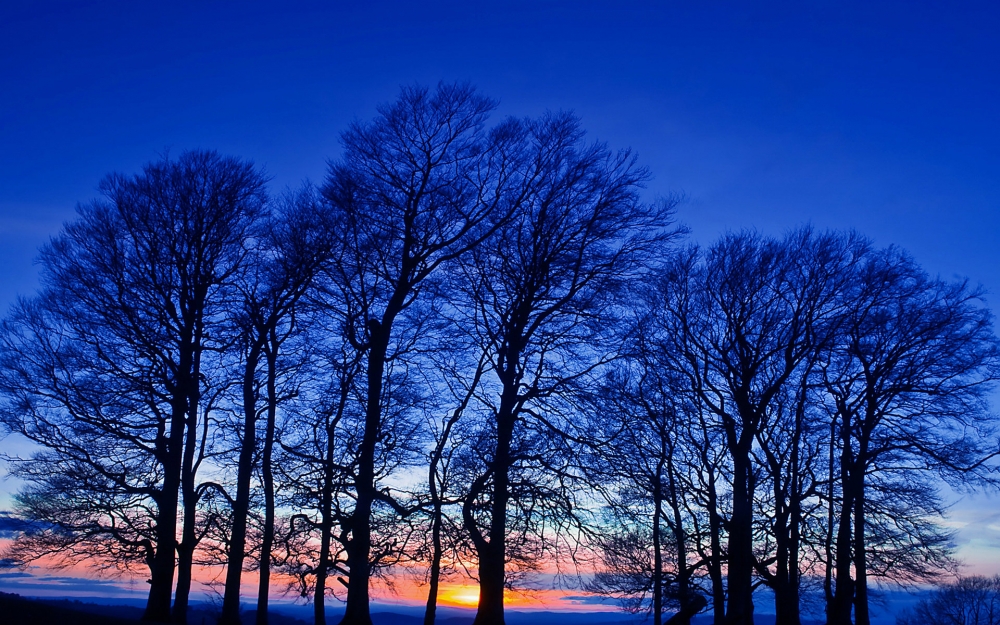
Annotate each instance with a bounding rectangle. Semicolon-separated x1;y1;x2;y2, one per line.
0;592;603;625
1;592;830;625
0;593;311;625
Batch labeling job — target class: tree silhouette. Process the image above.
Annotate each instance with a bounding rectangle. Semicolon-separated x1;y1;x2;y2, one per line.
0;86;997;625
219;187;335;625
0;151;267;623
898;575;1000;625
452;112;679;625
317;82;522;625
821;246;1000;625
584;358;709;625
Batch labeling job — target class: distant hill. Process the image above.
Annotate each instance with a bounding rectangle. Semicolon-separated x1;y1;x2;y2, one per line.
0;592;836;625
0;593;314;625
0;593;653;625
0;591;141;624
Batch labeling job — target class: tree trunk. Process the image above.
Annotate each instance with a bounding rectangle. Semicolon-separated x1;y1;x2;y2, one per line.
144;493;179;622
314;490;333;625
666;452;696;625
315;353;355;625
472;396;516;625
313;412;339;625
426;362;480;625
774;418;803;625
725;451;755;625
475;546;506;625
143;345;193;623
652;480;663;625
174;429;198;623
173;531;194;624
823;420;837;620
853;476;869;625
424;501;443;625
772;500;791;625
705;466;726;625
340;434;374;625
221;341;264;625
143;405;185;622
784;486;802;625
774;530;802;625
424;421;446;625
173;367;202;624
472;478;510;625
174;330;204;625
829;425;857;625
257;344;279;625
340;322;389;625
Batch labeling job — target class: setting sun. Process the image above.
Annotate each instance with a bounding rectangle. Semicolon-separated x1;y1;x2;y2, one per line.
439;585;481;607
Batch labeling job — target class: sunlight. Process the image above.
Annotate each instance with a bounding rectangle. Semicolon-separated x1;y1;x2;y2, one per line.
439;585;480;607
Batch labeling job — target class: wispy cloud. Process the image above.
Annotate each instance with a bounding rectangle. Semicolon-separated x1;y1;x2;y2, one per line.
0;512;41;539
0;567;147;598
558;594;617;606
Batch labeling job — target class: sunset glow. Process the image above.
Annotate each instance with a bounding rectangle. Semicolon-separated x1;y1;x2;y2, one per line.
439;584;480;607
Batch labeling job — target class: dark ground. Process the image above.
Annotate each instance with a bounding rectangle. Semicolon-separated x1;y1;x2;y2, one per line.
0;592;831;624
0;592;634;624
0;593;312;625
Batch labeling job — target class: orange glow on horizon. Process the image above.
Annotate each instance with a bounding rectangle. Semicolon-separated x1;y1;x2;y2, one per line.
434;584;584;610
374;576;607;612
438;584;481;607
0;548;610;613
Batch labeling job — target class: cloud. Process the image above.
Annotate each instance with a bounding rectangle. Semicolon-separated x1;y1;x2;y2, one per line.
0;512;34;538
0;568;146;598
559;595;617;606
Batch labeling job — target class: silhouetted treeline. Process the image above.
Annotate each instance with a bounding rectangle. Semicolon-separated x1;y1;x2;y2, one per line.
897;575;1000;625
0;84;998;625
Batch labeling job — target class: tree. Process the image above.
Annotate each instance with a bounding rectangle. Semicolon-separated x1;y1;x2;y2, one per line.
317;82;523;625
584;359;709;625
270;332;365;625
647;229;866;625
219;187;335;625
453;112;678;625
0;92;997;625
898;575;1000;625
820;247;1000;625
0;151;268;623
421;348;487;625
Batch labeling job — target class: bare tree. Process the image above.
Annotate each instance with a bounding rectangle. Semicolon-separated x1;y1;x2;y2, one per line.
584;359;709;625
420;347;487;625
820;247;1000;625
453;112;679;625
0;91;996;625
0;151;267;623
219;187;335;625
271;333;364;625
898;575;1000;625
317;82;524;625
647;229;866;625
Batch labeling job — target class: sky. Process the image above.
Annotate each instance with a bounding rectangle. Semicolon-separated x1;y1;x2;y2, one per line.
2;0;1000;611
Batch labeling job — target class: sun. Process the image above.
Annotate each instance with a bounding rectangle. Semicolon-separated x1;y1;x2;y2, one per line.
440;585;480;607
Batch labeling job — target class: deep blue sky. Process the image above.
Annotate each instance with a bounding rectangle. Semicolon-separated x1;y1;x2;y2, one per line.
3;1;1000;305
2;0;1000;576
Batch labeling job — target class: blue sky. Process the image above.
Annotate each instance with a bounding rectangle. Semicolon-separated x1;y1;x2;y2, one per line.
1;0;999;588
3;1;999;303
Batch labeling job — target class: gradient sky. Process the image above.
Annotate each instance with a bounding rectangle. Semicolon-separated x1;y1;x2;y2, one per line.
2;0;1000;603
